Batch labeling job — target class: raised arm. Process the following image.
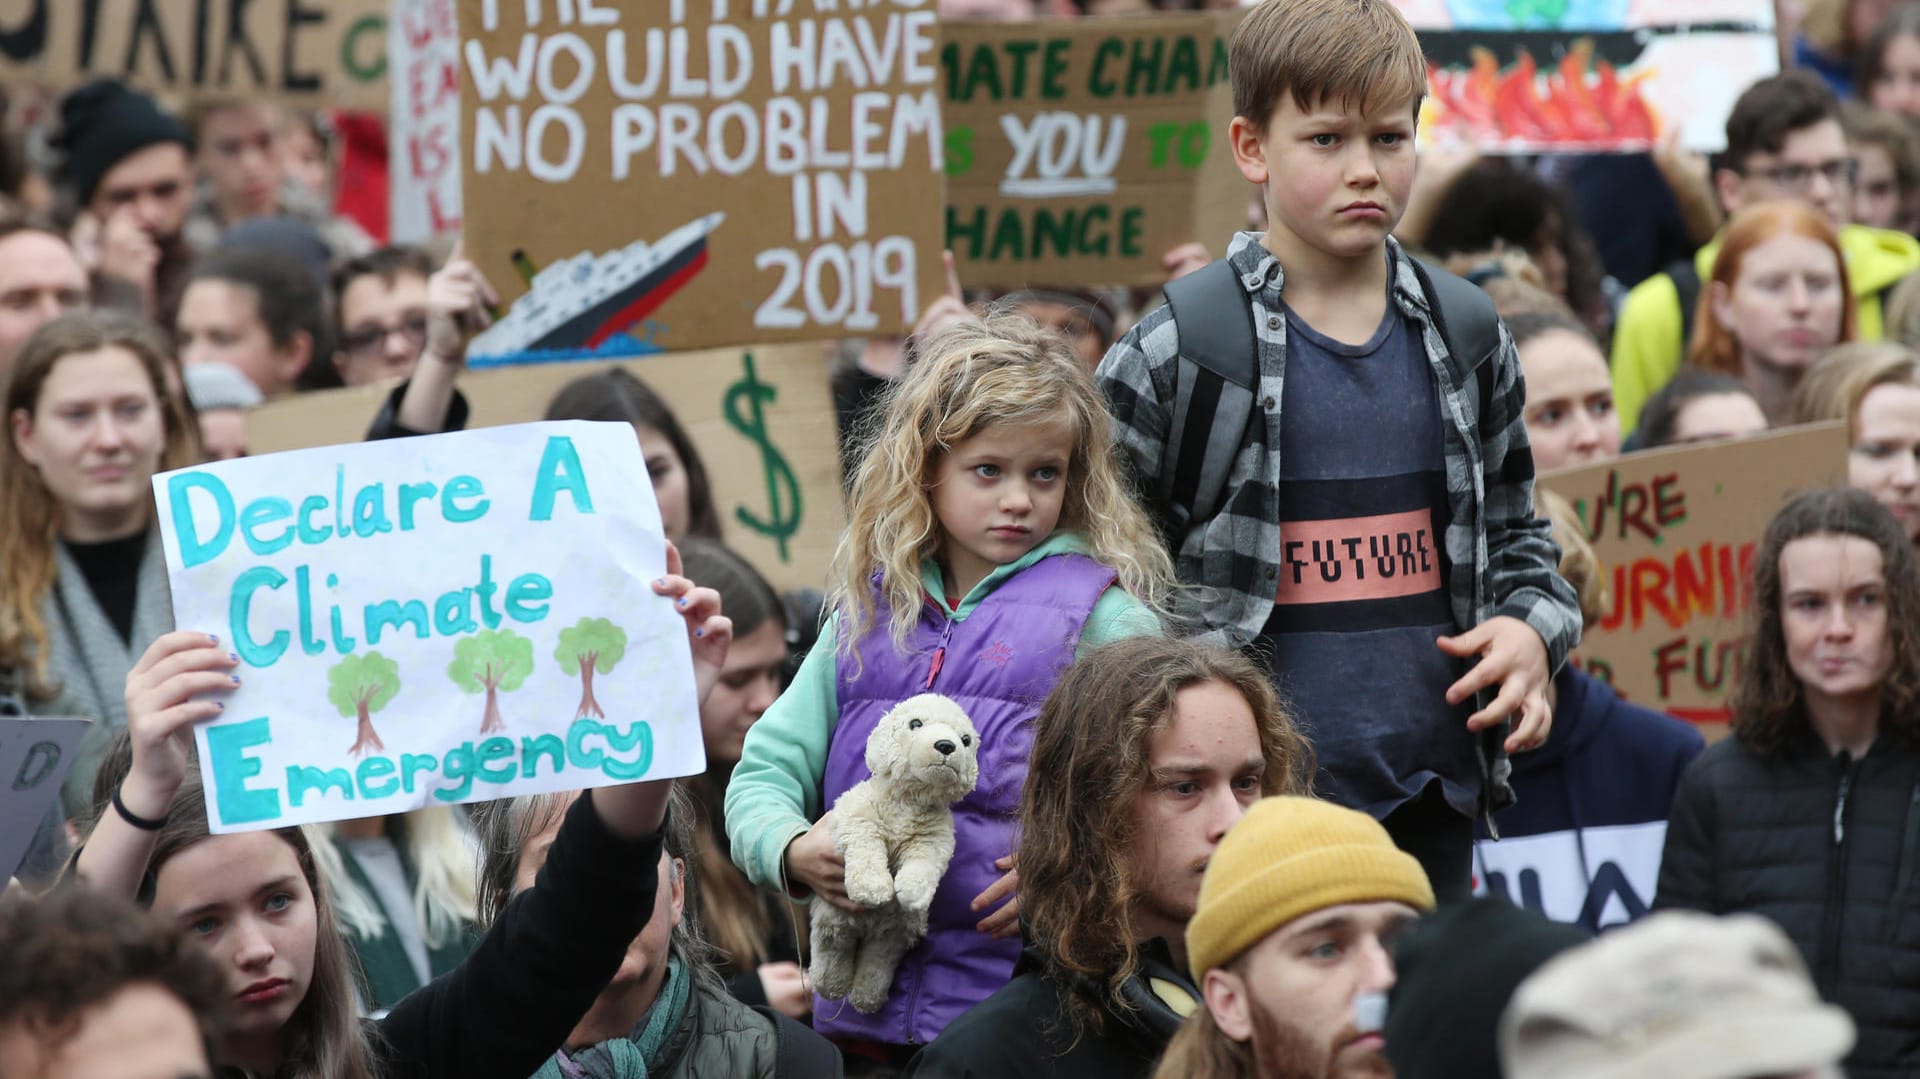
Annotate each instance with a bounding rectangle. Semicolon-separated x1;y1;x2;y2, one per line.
71;632;239;896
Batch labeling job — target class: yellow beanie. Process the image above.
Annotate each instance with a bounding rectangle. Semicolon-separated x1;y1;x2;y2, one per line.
1186;796;1437;980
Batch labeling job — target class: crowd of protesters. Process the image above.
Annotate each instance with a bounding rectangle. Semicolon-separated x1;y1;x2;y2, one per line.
4;0;1920;1077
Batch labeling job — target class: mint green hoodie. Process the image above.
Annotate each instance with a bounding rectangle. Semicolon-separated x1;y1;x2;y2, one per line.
723;533;1159;893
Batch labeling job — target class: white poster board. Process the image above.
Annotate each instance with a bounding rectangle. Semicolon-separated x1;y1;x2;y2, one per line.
154;421;705;833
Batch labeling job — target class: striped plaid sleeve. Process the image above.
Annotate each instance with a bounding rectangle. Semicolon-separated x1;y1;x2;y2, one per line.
1479;325;1583;672
1095;305;1181;511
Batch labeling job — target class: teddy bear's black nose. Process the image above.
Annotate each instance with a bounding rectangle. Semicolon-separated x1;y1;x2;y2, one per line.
934;739;957;756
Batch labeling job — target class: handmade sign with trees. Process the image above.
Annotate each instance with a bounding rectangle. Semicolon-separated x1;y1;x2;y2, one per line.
329;651;401;757
940;9;1249;287
459;0;947;359
154;421;708;833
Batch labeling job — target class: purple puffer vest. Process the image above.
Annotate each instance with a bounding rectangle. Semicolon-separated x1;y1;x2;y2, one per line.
820;554;1116;1046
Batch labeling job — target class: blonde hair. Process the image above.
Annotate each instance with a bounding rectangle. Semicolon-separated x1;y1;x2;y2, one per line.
1793;341;1920;432
0;312;194;698
1229;0;1427;129
308;808;479;950
828;313;1172;665
1800;0;1857;56
1537;490;1606;632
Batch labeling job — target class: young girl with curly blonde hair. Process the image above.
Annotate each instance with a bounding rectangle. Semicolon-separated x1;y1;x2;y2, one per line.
725;312;1172;1062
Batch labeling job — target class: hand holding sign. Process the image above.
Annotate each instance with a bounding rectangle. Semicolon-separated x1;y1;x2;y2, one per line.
654;541;731;707
120;632;243;818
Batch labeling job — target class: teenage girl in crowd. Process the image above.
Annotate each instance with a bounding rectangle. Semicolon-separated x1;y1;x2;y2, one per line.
676;537;809;1019
1633;368;1770;450
1688;201;1858;426
1796;342;1920;543
726;314;1172;1065
546;369;722;543
66;555;730;1079
308;808;478;1014
0;312;194;879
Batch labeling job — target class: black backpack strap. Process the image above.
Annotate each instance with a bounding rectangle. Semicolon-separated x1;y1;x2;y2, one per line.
751;1005;845;1078
1160;258;1259;534
1665;257;1702;359
1409;257;1503;420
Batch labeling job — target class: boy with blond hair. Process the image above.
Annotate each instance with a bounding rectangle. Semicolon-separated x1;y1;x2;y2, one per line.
1095;0;1579;901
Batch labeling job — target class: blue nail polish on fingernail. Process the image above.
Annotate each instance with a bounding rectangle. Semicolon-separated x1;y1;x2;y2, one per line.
208;634;219;645
216;702;225;710
231;675;241;685
677;598;687;607
230;653;239;663
695;628;705;638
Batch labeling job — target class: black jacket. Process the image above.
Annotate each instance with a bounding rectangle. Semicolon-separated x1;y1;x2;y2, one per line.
900;942;1193;1079
1656;729;1920;1079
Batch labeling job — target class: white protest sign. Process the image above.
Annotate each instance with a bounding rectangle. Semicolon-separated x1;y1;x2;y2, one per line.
389;0;463;243
154;421;705;834
0;717;89;880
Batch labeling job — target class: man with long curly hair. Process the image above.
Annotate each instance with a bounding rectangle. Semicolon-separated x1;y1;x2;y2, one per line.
0;887;228;1079
903;637;1314;1078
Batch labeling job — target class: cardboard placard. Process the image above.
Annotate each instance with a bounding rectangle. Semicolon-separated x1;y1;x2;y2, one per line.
1393;0;1777;152
0;718;89;881
458;1;946;361
940;10;1249;289
390;0;463;242
0;0;388;110
1537;422;1849;731
239;345;842;594
156;422;707;833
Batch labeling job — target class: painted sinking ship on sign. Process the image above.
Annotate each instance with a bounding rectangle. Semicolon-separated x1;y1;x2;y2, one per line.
470;212;725;358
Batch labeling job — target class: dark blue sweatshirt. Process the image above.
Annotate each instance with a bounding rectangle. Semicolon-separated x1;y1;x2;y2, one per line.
1473;666;1705;932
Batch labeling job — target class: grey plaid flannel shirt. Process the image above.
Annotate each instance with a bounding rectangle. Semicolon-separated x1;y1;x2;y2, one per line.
1098;232;1581;712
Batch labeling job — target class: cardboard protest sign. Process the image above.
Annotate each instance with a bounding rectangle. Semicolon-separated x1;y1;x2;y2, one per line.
391;0;463;242
0;0;388;110
239;345;840;594
459;0;946;361
0;718;88;881
1394;0;1777;152
940;11;1249;288
155;421;706;833
1538;422;1848;730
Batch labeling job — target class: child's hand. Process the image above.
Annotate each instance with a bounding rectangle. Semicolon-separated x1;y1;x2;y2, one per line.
121;631;240;816
971;854;1019;939
654;541;732;706
757;961;811;1019
1436;616;1553;753
784;813;856;911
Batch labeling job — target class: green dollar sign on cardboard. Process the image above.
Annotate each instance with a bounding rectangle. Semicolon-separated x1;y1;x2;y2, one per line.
723;352;802;561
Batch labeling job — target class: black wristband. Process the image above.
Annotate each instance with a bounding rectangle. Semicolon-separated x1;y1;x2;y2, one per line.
112;786;167;831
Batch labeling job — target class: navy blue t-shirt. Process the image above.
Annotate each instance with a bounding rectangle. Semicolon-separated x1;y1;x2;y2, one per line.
1259;298;1480;818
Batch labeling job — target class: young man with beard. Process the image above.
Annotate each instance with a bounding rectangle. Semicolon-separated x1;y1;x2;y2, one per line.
1153;797;1437;1079
903;637;1314;1079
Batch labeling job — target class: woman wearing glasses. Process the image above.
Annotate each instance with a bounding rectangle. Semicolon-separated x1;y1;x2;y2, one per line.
1688;201;1859;425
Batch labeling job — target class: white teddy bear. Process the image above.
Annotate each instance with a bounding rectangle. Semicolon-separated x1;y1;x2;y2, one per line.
809;693;980;1014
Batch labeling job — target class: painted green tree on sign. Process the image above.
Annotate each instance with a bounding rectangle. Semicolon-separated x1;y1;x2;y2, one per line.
328;652;401;757
448;629;535;734
555;617;629;719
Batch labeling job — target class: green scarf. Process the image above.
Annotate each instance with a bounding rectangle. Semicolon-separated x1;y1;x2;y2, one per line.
531;958;692;1079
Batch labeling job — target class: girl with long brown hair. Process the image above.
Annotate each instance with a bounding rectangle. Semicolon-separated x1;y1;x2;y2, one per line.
66;560;729;1079
1;311;194;830
1687;201;1857;425
1657;487;1920;1077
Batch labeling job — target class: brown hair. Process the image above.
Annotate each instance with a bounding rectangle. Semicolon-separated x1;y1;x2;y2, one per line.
1793;341;1920;432
1857;1;1920;87
1019;636;1313;1041
1229;0;1427;131
1538;490;1606;632
1732;487;1920;755
1843;101;1920;198
149;777;374;1079
0;887;229;1064
1151;1004;1256;1079
1688;201;1856;376
0;310;194;697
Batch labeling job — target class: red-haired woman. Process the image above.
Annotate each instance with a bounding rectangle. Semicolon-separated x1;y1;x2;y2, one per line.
1688;200;1859;425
